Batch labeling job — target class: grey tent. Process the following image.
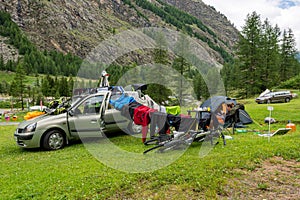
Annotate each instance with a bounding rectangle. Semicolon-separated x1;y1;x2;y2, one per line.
238;109;253;125
200;96;236;112
200;96;253;126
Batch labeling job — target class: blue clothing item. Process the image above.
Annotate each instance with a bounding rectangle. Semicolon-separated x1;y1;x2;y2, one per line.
109;94;136;110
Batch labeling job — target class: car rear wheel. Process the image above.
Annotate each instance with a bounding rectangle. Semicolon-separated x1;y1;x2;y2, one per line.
127;121;142;135
285;97;290;103
42;130;66;150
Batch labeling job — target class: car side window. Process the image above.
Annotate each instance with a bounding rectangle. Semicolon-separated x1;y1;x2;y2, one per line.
108;94;123;110
77;95;104;115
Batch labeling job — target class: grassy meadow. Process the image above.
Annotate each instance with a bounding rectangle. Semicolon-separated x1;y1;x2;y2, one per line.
0;97;300;199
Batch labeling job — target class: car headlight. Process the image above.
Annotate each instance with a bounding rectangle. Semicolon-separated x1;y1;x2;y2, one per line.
23;123;37;133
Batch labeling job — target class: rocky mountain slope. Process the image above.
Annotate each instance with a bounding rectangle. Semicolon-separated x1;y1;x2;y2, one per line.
0;0;240;64
162;0;239;50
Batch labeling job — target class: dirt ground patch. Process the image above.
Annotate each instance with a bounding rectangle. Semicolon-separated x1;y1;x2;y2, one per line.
221;157;300;199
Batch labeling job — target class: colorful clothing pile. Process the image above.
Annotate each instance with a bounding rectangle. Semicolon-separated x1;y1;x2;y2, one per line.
110;94;197;143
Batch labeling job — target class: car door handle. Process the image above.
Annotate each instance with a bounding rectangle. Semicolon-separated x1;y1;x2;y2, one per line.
91;119;97;124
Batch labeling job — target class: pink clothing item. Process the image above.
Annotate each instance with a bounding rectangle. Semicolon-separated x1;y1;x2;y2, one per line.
142;126;148;143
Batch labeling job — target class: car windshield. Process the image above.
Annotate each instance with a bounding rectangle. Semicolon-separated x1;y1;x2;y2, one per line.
71;97;82;106
70;95;88;108
263;93;273;97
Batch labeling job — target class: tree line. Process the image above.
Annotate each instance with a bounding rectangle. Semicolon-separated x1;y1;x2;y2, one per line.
1;9;300;108
221;11;300;97
3;64;76;109
0;11;82;76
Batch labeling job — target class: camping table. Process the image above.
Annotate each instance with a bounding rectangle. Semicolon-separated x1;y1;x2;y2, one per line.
187;110;210;119
187;110;211;131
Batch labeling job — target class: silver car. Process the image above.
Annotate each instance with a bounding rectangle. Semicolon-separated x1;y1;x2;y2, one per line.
255;91;293;104
14;90;151;150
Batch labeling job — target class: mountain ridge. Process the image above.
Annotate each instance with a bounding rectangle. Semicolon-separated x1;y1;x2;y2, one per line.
0;0;240;64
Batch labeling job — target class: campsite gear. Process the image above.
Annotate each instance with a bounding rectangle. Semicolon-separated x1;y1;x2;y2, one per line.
236;129;247;133
5;114;10;121
143;130;208;154
224;135;233;140
121;101;143;120
12;115;18;121
144;127;224;154
143;96;250;153
258;128;291;137
144;133;172;146
201;96;236;112
146;114;198;141
149;112;168;137
24;111;45;120
200;96;252;126
286;120;296;132
264;117;276;124
165;106;181;115
266;106;274;140
112;94;197;142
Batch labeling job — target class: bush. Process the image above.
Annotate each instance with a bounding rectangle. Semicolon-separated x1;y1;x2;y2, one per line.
0;100;22;108
275;75;300;89
0;100;12;108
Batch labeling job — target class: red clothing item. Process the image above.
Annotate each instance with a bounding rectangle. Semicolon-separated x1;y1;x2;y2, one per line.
133;105;157;142
133;105;156;126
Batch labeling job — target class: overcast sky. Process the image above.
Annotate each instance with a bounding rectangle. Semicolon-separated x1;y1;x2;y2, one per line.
202;0;300;51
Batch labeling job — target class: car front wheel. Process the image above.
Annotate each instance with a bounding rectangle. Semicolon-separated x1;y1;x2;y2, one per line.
42;130;66;150
285;98;290;103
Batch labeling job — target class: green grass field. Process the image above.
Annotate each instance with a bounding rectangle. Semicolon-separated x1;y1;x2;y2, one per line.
0;71;41;86
0;98;300;199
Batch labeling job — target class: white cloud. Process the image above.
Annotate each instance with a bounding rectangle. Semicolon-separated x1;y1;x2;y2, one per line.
202;0;300;50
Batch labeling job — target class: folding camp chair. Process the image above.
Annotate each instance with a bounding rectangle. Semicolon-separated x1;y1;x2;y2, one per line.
258;128;291;137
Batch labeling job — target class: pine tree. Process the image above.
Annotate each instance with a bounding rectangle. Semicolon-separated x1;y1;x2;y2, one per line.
0;55;4;70
146;31;172;104
153;31;168;65
220;61;239;92
260;19;281;89
41;75;51;97
237;11;263;97
280;28;298;80
59;76;69;97
68;75;74;97
10;64;27;110
172;33;191;105
193;71;209;100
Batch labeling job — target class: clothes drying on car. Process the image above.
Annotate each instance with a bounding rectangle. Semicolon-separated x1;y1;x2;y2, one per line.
111;94;197;143
109;94;136;110
121;101;143;120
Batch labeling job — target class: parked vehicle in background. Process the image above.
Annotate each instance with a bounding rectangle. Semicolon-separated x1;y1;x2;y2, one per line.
29;105;47;111
255;90;293;104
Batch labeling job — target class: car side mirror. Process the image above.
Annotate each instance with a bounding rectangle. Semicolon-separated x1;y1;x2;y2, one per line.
68;110;74;116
